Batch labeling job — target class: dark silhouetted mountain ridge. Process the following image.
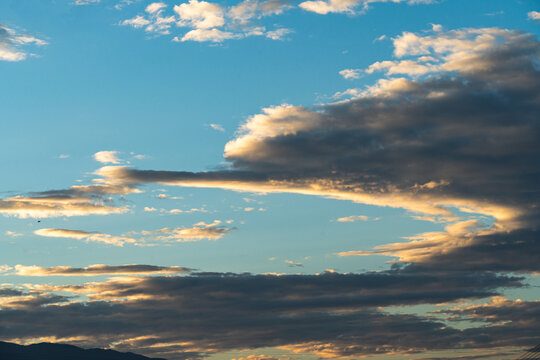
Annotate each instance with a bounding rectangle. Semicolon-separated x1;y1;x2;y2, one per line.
0;341;167;360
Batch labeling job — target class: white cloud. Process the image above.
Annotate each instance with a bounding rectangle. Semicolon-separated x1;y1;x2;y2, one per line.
122;0;292;43
34;228;137;247
209;123;225;131
74;0;100;5
336;215;370;222
229;0;291;23
121;8;175;35
167;207;207;214
132;154;149;160
93;151;122;164
121;15;152;28
265;28;292;40
0;24;47;62
528;11;540;21
5;231;23;237
144;207;157;212
114;0;137;10
146;2;167;14
175;0;225;29
175;28;239;42
299;0;360;15
299;0;433;15
336;27;534;87
149;220;231;242
339;68;362;79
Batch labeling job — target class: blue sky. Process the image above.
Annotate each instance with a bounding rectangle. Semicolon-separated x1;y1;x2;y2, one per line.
1;1;539;359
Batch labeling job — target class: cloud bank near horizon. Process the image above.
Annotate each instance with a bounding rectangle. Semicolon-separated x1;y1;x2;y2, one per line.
0;270;532;359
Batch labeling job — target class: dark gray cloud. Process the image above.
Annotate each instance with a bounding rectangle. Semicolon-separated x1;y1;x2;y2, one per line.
438;297;540;350
0;271;530;359
0;288;24;297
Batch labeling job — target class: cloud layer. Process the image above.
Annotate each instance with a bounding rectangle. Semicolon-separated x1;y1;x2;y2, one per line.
0;271;529;359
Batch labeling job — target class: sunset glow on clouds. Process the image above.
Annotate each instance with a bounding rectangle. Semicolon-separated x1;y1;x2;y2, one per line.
1;1;539;359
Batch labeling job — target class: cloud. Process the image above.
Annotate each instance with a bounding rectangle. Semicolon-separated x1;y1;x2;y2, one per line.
0;24;47;62
336;215;374;222
121;3;176;35
209;123;225;132
166;207;207;214
0;271;528;359
264;28;292;40
284;260;303;267
121;0;292;43
528;11;540;22
9;264;191;276
93;151;123;164
339;68;362;79
74;0;100;5
121;15;152;28
93;27;540;273
229;0;292;23
146;2;167;14
34;228;137;246
0;162;147;218
175;0;225;29
5;231;23;237
0;265;13;273
132;154;149;160
175;28;239;42
33;221;231;246
299;0;433;15
149;220;231;242
0;193;130;219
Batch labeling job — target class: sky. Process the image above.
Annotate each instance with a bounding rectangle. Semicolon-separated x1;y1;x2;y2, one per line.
0;0;539;359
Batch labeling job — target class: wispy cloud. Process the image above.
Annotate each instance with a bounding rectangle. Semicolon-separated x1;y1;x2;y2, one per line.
8;264;191;276
209;123;225;132
299;0;434;15
33;220;231;246
5;230;23;237
34;228;137;246
74;0;100;5
336;215;376;222
0;23;47;62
